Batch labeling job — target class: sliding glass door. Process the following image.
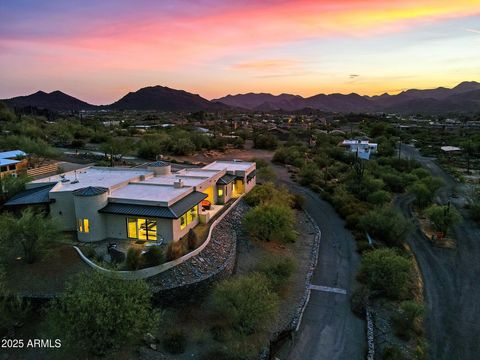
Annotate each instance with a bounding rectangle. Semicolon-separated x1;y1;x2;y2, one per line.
127;218;157;241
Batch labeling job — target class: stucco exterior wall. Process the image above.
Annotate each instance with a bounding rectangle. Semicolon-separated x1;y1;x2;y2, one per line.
73;192;109;242
49;192;76;231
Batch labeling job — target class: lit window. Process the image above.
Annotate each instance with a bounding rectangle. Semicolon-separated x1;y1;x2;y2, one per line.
77;218;89;233
218;188;224;197
127;218;157;241
83;219;89;233
180;205;198;230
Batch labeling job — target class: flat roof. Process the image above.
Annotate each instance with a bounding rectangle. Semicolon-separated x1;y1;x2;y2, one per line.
176;168;223;177
0;150;26;159
32;167;152;192
109;183;192;206
143;175;208;187
202;160;254;172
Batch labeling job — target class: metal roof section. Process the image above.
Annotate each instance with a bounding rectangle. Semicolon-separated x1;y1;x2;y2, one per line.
247;170;256;180
99;191;207;219
217;174;237;185
4;184;55;206
0;158;19;166
0;150;27;159
73;186;109;197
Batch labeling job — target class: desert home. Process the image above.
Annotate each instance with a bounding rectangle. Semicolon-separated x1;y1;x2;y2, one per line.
340;139;378;160
6;160;256;244
0;149;28;178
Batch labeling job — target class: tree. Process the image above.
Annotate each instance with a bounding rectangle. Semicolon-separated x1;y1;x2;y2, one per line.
0;174;30;202
100;137;132;166
425;204;461;236
45;271;159;355
243;203;297;243
211;273;279;334
358;248;412;299
256;255;296;291
359;208;411;247
0;209;61;263
244;183;293;208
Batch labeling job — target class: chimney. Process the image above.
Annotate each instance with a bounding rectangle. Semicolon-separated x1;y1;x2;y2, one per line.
174;179;184;188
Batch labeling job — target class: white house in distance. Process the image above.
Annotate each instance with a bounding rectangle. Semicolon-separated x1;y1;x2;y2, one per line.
6;160;256;244
341;139;378;160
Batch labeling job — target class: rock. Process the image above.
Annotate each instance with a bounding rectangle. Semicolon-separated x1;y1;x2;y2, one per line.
149;343;157;351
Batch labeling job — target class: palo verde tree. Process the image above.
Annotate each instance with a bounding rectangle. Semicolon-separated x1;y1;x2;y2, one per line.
425;203;461;236
45;271;160;355
0;208;61;263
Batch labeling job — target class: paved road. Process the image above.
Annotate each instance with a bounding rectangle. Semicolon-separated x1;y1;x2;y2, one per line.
398;146;480;360
274;166;365;360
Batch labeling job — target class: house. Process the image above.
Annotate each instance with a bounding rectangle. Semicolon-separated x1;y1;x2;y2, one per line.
0;150;28;178
5;160;256;244
340;139;378;160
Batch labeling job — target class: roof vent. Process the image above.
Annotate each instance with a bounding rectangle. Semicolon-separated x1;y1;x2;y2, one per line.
174;179;184;188
60;174;70;183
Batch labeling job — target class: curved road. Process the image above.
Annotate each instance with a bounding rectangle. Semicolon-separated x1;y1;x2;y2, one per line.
274;166;365;360
398;146;480;360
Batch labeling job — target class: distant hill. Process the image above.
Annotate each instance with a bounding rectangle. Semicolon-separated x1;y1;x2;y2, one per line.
2;81;480;114
108;85;227;111
215;81;480;114
2;90;96;112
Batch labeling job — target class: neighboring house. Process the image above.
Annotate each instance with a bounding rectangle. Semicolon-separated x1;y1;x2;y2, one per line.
0;150;28;178
5;160;256;244
340;139;378;160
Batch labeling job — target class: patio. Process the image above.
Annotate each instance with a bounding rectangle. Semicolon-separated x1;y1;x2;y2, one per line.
199;204;224;224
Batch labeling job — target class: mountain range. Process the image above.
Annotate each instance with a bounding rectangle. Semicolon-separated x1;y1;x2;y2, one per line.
2;81;480;115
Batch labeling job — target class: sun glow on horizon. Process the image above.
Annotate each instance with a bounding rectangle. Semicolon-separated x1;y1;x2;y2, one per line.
0;0;479;103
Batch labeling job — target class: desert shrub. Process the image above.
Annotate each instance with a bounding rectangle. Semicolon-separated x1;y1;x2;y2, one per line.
381;172;406;193
187;228;198;250
256;255;296;291
359;208;411;247
425;204;461;236
358;248;412;299
367;190;391;206
244;182;293;207
211;273;279;334
392;300;425;340
45;272;158;355
125;247;142;270
253;132;278;150
166;239;188;261
83;246;96;259
347;175;385;201
142;246;165;268
412;167;430;179
243;203;297;243
350;285;370;318
162;329;186;354
299;163;323;187
382;345;406;360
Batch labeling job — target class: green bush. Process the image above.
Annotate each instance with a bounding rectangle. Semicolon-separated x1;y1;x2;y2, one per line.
350;285;370;318
243;203;297;243
367;190;391;206
382;345;406;360
256;255;296;291
187;228;198;250
425;204;461;236
125;247;142;270
358;248;412;299
359;208;411;247
45;272;158;355
211;273;279;334
244;183;293;207
142;246;165;268
392;300;425;340
162;329;186;354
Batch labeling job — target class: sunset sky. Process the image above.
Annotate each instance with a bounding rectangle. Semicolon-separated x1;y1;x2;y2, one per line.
1;0;479;104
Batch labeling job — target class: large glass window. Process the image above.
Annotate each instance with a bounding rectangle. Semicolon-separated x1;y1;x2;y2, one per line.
180;205;198;230
127;218;157;241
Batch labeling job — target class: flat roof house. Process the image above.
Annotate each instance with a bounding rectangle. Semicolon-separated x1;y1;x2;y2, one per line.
340;139;378;160
6;160;256;244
